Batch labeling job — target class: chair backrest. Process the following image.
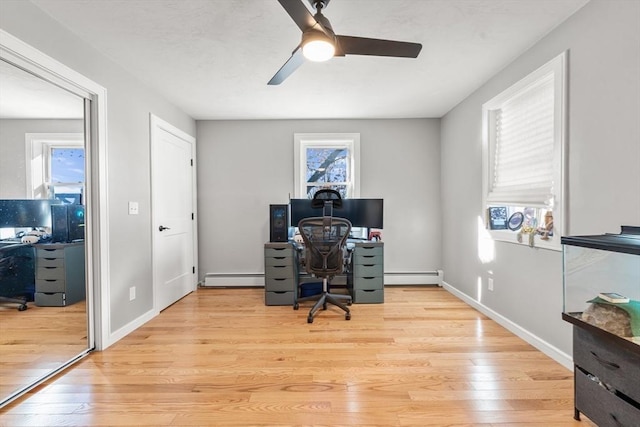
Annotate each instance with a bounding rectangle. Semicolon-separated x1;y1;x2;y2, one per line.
298;216;351;278
311;188;343;208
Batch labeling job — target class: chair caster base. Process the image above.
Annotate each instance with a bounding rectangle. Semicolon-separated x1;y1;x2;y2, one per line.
307;316;314;323
345;313;351;320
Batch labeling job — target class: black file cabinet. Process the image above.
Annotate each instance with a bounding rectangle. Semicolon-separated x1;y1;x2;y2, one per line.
264;242;298;305
34;242;85;306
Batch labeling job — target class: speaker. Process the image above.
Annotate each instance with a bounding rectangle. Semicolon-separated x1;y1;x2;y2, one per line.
269;204;289;242
51;204;69;243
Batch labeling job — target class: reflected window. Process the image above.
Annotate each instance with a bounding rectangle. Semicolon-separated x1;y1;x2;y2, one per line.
49;146;84;203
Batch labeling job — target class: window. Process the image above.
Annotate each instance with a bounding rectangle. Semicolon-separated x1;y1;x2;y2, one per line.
25;133;84;202
294;133;360;199
482;52;566;250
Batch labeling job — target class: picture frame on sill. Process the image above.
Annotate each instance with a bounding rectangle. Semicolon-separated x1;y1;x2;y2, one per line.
488;207;508;230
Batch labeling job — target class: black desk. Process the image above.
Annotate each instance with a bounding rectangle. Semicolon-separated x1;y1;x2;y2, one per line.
0;242;35;310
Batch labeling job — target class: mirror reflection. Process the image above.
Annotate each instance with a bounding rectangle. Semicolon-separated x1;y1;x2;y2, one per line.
0;59;89;404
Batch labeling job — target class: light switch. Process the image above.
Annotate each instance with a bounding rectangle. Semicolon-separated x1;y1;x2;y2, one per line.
128;201;139;215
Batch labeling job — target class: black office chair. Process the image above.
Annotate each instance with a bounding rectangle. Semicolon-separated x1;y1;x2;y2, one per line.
295;189;352;323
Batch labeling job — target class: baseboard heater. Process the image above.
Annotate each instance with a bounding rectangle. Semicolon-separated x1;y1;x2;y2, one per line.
202;270;443;287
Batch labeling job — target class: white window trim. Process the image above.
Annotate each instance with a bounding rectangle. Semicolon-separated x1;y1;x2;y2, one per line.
294;132;360;198
25;132;84;199
481;51;567;251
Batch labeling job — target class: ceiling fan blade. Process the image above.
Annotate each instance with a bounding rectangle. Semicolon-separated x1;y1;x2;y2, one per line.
336;35;422;58
277;0;317;32
268;46;306;85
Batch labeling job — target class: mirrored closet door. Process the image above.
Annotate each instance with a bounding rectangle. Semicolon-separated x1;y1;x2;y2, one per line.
0;58;92;406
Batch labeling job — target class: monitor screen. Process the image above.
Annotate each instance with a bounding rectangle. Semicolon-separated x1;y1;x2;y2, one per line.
0;199;63;228
290;198;383;229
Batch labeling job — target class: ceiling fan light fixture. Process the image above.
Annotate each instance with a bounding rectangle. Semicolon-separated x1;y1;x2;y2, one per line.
302;31;335;62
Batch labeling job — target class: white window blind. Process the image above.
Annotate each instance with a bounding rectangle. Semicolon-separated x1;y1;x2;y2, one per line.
487;74;555;206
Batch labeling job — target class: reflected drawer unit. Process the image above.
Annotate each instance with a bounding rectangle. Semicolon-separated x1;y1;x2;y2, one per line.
264;242;298;306
34;242;85;307
348;242;384;303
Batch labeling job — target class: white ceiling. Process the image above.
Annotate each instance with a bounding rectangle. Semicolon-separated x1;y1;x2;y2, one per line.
6;0;589;120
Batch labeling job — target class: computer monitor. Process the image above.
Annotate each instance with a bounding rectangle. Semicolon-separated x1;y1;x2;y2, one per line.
0;199;63;229
290;198;383;229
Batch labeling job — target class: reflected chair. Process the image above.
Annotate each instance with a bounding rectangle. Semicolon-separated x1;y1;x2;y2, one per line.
295;189;352;323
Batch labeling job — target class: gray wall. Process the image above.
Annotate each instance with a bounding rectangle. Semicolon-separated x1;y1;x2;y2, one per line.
0;119;83;198
1;1;196;334
440;0;640;355
196;119;441;280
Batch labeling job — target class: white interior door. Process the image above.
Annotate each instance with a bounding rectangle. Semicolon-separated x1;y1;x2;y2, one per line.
151;115;196;311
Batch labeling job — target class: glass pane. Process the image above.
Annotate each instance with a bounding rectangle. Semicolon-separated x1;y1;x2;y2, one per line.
305;148;348;184
51;147;85;184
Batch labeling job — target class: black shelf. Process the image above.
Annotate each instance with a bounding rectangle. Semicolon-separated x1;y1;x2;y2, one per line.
561;225;640;256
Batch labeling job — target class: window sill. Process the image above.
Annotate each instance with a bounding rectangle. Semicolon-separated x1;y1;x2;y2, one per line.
488;229;561;251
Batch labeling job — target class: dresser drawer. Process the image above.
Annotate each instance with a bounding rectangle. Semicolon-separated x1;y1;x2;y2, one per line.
354;245;383;257
36;278;65;293
265;256;294;267
265;290;295;306
37;257;64;268
34;292;67;307
353;263;383;278
265;265;296;278
353;253;382;265
576;367;640;427
353;288;384;304
36;248;66;259
264;247;293;258
265;276;296;292
574;327;640;403
36;266;65;280
352;275;383;290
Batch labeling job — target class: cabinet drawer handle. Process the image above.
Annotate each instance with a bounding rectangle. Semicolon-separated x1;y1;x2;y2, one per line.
590;351;620;369
362;277;375;280
610;413;624;427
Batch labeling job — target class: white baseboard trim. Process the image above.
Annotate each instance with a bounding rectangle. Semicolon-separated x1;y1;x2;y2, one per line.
441;280;573;371
204;274;264;287
203;270;444;287
104;308;158;349
384;270;443;285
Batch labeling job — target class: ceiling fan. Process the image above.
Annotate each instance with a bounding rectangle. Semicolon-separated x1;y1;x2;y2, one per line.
268;0;422;85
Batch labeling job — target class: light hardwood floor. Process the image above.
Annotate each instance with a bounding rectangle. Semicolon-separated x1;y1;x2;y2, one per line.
0;300;88;400
0;286;593;426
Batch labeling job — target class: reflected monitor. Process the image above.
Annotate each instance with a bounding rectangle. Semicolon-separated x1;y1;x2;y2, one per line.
0;199;63;229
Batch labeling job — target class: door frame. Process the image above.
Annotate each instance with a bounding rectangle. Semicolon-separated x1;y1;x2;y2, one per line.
150;114;198;312
0;30;109;349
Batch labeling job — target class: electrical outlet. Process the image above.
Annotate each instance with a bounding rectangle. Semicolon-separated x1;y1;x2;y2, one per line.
129;286;136;301
128;201;139;215
488;278;494;291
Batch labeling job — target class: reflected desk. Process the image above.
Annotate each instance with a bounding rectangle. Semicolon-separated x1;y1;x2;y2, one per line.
264;241;384;306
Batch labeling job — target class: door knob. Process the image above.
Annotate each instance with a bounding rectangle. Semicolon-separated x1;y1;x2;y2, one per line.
159;225;170;231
